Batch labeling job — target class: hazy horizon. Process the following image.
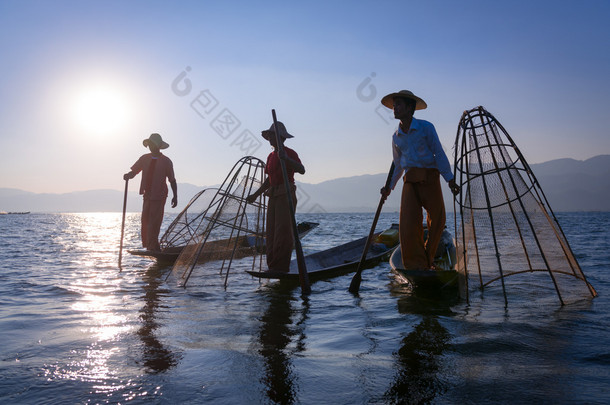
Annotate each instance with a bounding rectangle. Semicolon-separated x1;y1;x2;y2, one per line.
3;154;610;213
2;153;606;195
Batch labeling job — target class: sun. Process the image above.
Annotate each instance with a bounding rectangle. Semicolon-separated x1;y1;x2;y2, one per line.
70;83;131;137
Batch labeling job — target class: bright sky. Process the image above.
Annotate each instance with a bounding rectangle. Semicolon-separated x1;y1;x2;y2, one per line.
1;0;609;194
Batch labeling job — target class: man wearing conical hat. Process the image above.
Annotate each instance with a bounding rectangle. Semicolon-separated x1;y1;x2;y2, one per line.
380;90;460;271
246;122;305;272
124;133;178;252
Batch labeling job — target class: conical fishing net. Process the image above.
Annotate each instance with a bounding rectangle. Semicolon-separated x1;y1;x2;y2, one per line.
453;106;596;305
160;188;219;254
169;156;267;287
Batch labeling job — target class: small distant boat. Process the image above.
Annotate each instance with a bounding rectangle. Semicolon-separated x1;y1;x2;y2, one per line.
129;221;319;263
389;228;458;290
247;224;400;281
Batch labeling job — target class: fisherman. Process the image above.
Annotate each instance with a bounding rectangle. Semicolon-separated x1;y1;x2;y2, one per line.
380;90;460;271
246;122;305;273
123;133;178;252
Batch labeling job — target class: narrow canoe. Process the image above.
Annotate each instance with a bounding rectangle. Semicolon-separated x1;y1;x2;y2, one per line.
247;225;399;281
129;221;319;263
389;229;459;290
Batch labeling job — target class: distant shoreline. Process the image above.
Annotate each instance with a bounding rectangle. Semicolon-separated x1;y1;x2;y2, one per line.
2;155;610;213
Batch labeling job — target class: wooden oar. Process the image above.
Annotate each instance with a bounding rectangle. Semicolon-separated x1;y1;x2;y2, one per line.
271;109;311;295
118;178;129;269
349;162;395;294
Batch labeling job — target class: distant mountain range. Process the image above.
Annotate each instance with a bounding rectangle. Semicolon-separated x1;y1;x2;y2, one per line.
2;155;609;213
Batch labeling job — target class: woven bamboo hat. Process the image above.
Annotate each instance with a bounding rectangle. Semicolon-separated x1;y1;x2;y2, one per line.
143;133;169;149
381;90;427;110
262;121;294;140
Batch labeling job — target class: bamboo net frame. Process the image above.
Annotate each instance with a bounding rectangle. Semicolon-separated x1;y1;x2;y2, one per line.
453;106;597;305
168;156;267;287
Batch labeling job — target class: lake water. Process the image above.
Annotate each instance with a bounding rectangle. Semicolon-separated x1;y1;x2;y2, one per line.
1;212;609;404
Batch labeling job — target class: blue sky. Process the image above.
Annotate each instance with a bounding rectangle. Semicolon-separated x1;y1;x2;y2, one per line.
1;0;609;193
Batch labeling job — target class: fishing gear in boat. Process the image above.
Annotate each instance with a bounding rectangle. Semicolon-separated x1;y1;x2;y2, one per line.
166;155;318;287
167;156;268;287
453;106;597;305
129;160;318;265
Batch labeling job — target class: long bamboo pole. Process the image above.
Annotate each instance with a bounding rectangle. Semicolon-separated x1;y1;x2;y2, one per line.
271;109;311;295
118;179;129;269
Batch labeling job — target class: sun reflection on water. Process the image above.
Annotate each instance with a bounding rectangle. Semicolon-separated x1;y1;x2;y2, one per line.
71;293;131;342
38;213;177;400
46;213;139;392
68;212;126;259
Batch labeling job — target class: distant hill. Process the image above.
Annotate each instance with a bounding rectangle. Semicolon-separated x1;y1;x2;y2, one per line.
295;155;610;213
2;155;610;213
0;183;205;214
528;155;610;211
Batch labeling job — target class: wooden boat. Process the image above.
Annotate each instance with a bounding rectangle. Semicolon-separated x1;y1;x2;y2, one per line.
129;221;319;263
247;224;400;281
389;228;459;290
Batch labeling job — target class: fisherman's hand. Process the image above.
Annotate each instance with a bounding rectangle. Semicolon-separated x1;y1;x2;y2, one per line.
123;172;133;181
448;179;460;196
380;186;390;201
171;196;178;208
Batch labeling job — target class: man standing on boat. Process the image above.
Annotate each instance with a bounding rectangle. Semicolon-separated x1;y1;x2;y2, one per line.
246;122;305;273
123;133;178;252
380;90;459;271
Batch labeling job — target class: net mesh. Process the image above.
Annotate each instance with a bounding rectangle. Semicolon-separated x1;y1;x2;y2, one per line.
168;156;267;287
453;106;596;305
160;188;220;253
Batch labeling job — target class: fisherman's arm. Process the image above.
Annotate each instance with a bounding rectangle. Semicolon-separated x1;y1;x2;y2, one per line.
278;149;305;174
426;124;460;196
285;156;305;174
170;179;178;208
448;178;460;196
246;178;270;203
124;157;144;180
381;142;402;200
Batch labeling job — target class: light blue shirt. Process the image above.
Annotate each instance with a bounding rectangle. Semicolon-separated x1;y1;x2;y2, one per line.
390;117;453;190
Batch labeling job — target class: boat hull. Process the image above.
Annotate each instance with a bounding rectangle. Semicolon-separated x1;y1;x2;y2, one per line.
247;231;398;281
389;229;458;290
129;221;319;263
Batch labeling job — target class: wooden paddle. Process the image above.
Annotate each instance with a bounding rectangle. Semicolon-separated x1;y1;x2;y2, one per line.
118;178;129;269
271;109;311;295
349;162;395;294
